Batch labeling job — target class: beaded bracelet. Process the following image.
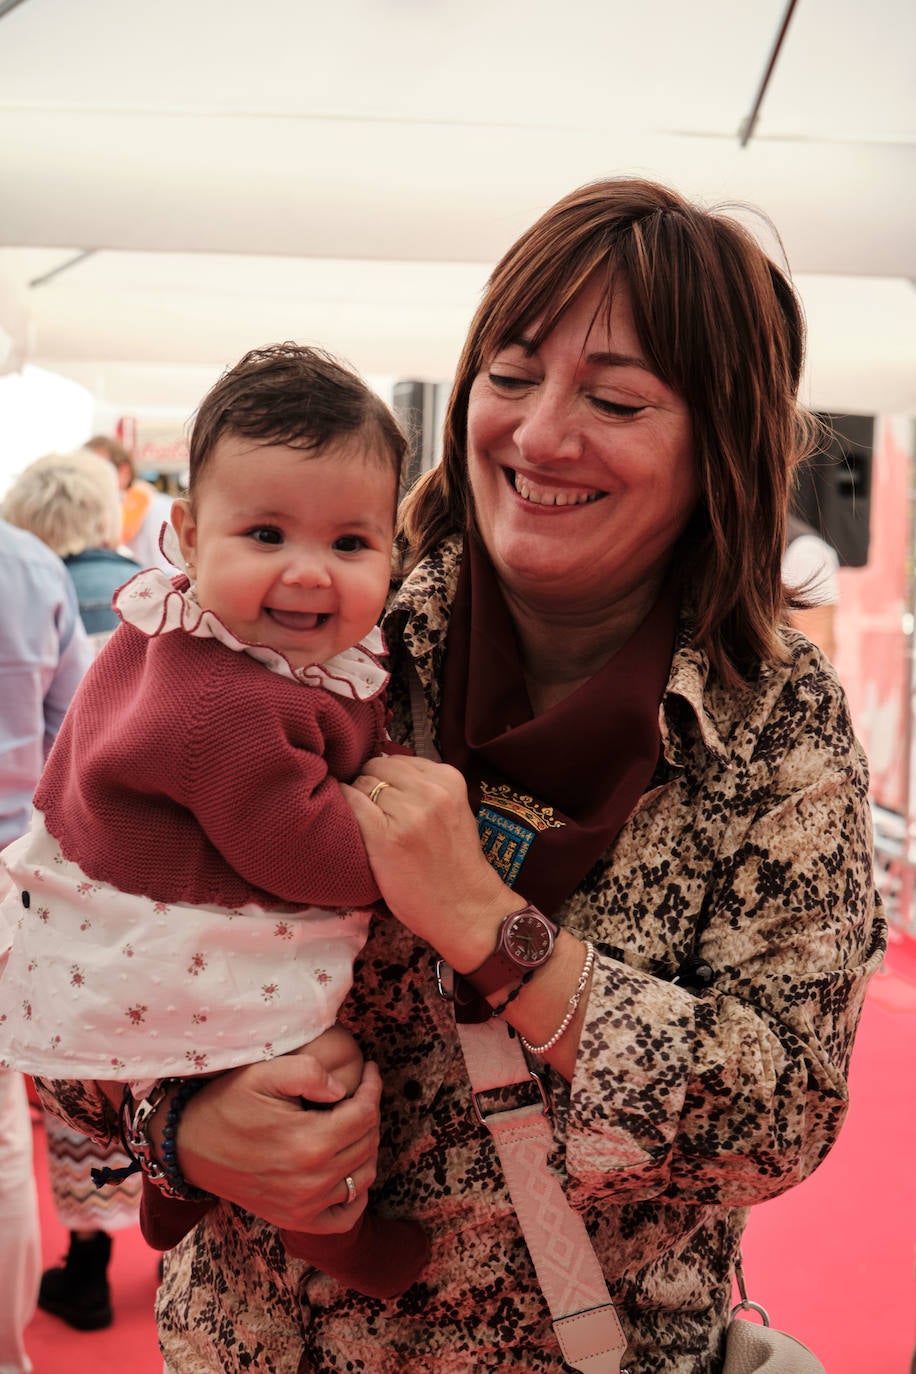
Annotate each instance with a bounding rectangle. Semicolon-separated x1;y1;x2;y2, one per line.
122;1078;214;1202
490;968;535;1017
519;941;596;1057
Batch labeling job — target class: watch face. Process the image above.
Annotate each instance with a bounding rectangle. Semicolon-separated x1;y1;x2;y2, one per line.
504;913;555;967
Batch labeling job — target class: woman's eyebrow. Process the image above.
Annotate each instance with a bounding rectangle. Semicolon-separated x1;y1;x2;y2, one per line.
506;335;651;373
585;350;651;372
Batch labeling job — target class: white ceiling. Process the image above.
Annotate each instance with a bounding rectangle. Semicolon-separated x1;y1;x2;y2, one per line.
0;0;914;419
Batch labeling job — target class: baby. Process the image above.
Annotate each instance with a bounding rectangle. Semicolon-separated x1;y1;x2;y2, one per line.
0;343;427;1298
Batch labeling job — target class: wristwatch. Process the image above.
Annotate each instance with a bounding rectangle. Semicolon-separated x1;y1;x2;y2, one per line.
466;905;559;997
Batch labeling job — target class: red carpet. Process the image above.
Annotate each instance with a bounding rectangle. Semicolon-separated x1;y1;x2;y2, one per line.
26;1117;161;1374
739;925;916;1374
25;930;916;1372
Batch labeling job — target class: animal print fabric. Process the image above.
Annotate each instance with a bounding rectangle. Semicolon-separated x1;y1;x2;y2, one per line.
36;535;885;1373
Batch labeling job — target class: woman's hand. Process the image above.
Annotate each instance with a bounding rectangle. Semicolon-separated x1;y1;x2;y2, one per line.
175;1030;382;1234
342;754;520;972
344;757;592;1082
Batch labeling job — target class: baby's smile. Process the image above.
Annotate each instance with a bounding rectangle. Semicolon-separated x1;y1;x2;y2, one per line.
265;608;330;631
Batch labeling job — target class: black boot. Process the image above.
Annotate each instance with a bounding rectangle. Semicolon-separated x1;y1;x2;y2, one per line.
38;1230;113;1330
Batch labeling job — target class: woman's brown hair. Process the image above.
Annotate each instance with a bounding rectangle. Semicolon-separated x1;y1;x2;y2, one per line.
398;177;819;688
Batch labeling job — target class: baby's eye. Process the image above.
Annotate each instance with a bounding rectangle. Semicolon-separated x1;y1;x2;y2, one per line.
333;535;367;553
248;526;283;545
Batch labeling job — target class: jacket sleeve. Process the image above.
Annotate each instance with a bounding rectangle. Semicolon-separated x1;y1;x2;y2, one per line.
33;1076;121;1151
563;654;885;1210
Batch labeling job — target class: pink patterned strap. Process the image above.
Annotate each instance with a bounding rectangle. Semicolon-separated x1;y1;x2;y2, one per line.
409;688;628;1370
554;1308;630;1373
456;1014;628;1372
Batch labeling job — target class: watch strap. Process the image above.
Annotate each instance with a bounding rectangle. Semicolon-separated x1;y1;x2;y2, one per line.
465;904;559;999
467;947;527;998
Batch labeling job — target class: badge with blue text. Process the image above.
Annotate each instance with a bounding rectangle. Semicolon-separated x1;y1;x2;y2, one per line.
477;781;565;888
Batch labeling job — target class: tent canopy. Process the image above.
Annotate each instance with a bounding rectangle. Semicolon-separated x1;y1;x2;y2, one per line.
1;0;914;417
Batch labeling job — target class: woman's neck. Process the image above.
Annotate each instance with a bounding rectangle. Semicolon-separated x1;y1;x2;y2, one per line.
505;579;664;715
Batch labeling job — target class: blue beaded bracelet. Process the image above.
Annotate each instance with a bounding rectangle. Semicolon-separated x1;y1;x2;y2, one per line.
122;1078;214;1202
158;1078;212;1201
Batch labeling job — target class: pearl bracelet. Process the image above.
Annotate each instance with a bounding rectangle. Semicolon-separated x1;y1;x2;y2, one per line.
519;941;596;1057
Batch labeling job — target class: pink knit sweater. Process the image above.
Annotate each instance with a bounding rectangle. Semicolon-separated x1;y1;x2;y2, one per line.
35;623;386;911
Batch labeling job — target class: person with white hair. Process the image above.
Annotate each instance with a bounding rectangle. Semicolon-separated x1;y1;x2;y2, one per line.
2;449;141;646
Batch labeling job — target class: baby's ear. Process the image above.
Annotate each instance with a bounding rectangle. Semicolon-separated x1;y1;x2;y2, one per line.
170;498;198;570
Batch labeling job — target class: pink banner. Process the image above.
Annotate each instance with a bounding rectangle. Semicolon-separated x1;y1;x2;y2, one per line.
833;416;912;815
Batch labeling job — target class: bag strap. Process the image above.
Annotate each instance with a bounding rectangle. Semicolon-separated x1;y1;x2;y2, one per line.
408;666;629;1373
454;1010;628;1372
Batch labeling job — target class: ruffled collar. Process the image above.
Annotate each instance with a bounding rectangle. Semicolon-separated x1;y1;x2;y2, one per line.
112;523;389;703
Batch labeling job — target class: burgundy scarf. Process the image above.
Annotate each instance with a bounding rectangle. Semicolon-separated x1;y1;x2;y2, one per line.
439;533;679;917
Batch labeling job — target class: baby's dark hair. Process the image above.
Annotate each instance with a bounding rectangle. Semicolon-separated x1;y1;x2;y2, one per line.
188;342;406;494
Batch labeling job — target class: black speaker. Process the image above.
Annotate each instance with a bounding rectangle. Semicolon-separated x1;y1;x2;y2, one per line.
792;413;873;567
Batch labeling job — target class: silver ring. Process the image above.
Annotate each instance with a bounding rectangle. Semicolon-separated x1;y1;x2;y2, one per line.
367;780;391;807
343;1174;357;1205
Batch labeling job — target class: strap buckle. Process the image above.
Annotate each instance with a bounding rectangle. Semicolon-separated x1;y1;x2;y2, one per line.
436;958;493;1022
472;1067;550;1127
554;1304;630;1373
435;957;454;1001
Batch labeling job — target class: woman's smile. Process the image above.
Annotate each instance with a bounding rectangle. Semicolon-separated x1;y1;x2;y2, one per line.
508;468;607;508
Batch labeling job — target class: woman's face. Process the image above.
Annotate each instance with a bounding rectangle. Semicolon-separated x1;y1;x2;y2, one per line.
466;276;699;618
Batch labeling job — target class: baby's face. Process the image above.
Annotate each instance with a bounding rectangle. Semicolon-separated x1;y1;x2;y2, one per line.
171;433;396;670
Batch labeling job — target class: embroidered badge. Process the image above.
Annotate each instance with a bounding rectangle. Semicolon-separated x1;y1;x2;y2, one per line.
477;782;565;888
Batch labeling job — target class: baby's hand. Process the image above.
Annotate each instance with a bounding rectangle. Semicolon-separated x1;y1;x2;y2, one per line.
294;1022;364;1101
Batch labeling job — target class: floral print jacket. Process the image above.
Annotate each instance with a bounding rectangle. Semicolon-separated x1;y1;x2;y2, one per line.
35;535;885;1374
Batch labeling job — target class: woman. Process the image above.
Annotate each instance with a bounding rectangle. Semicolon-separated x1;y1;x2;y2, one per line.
3;448;142;643
31;178;884;1373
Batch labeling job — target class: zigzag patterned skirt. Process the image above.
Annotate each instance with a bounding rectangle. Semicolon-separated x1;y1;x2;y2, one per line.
41;1109;141;1231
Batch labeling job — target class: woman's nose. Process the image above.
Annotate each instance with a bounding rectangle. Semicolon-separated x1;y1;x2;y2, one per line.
513;390;582;465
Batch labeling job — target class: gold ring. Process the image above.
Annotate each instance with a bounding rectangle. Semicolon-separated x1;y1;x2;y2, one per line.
343;1174;357;1205
367;780;391;806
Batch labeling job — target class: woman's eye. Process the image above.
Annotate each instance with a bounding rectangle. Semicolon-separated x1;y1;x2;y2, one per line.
248;526;283;545
591;397;646;418
488;372;533;392
333;535;367;553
